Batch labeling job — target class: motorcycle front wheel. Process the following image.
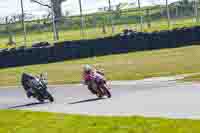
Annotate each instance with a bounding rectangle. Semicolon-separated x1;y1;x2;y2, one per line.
105;88;111;98
102;85;111;98
46;91;54;102
48;94;54;102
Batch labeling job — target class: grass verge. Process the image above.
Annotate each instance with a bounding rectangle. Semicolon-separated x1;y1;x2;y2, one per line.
0;110;200;133
1;17;200;49
183;74;200;82
0;45;200;86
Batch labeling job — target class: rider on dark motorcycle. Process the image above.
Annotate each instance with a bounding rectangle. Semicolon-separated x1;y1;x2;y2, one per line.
21;72;44;97
21;72;54;102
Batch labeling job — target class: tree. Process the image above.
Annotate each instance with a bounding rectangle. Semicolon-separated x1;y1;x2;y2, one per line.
31;0;67;41
182;0;189;5
5;16;16;46
114;3;128;19
31;0;67;20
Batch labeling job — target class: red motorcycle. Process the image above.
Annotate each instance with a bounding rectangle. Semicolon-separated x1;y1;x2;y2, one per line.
84;72;111;98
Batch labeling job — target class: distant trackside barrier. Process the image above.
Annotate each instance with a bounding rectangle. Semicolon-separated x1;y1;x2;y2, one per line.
0;26;200;68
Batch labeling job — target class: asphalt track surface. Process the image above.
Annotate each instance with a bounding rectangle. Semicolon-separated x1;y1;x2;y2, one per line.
0;77;200;119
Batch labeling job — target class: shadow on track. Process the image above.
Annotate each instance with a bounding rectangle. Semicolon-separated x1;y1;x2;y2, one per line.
7;102;48;109
68;97;105;105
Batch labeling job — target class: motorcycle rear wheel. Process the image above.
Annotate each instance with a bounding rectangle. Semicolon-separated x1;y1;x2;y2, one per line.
95;86;104;98
96;92;103;98
37;96;44;103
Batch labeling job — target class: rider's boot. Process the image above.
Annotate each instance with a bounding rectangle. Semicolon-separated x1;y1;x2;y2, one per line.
26;91;32;98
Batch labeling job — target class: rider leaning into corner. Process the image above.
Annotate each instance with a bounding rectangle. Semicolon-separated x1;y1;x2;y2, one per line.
21;73;37;97
82;64;106;94
21;72;47;98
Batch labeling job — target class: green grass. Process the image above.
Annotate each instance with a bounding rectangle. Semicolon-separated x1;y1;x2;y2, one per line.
0;26;119;48
1;16;200;49
1;45;200;86
183;74;200;82
0;110;200;133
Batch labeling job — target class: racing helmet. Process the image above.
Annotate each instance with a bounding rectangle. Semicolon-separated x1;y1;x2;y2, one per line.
83;64;92;72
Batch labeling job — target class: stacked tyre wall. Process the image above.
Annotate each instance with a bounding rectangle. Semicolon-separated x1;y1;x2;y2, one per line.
1;26;200;68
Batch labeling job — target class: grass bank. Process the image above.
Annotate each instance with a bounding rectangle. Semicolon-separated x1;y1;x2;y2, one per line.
183;74;200;82
0;110;200;133
1;17;200;49
0;45;200;86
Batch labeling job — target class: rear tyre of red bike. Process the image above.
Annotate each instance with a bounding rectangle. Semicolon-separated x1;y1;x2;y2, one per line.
97;93;103;98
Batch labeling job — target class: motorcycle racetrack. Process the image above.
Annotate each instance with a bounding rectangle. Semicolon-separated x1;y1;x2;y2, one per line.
1;77;200;119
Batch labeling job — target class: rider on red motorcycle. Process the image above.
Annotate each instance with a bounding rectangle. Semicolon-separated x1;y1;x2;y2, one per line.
82;64;105;94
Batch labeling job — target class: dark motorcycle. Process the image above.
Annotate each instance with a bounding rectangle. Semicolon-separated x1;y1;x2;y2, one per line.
84;72;111;98
21;72;54;103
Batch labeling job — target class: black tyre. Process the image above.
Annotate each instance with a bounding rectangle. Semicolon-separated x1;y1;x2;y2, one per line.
102;85;111;98
37;96;44;103
96;88;103;98
96;93;103;98
105;88;111;98
48;94;54;102
46;91;54;102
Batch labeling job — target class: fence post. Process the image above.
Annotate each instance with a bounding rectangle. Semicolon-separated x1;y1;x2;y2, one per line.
137;0;143;32
108;0;115;34
50;0;59;41
78;0;84;39
166;0;171;29
20;0;27;46
194;0;199;23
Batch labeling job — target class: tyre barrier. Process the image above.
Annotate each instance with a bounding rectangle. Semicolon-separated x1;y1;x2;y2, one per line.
1;26;200;68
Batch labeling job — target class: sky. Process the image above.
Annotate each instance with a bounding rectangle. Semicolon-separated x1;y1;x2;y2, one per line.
0;0;179;18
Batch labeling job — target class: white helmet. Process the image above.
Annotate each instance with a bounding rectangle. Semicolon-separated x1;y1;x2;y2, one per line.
84;64;92;72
